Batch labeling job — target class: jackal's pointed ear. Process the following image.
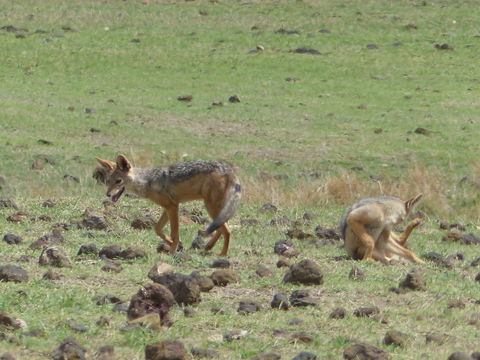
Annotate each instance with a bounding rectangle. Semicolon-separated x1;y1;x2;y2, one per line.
405;193;423;212
96;157;115;171
116;155;131;172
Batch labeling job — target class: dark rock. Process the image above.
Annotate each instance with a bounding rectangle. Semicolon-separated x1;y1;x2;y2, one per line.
439;222;466;231
422;252;452;268
435;43;454;50
251;353;280;360
283;259;324;285
468;313;480;325
211;258;230;268
63;174;80;183
96;317;111;326
127;283;175;327
189;272;215;292
51;338;87;360
399;269;426;291
112;303;129;313
277;259;292;268
78;243;98;256
274;239;294;255
271;293;290;310
95;345;115;360
0;265;28;283
256;266;273;277
99;245;122;259
43;269;62;280
0;311;27;331
120;246;147;260
238;300;261;315
210;269;239;286
82;214;108;230
291;331;313;343
270;216;292;226
177;95;193;102
275;28;301;35
42;199;55;208
288;318;304;326
259;203;278;212
94;294;123;305
191;347;219;358
354;306;380;318
343;343;389;360
471;258;480;267
17;255;30;263
223;330;248;342
290;290;319;307
131;216;156;230
471;352;480;360
446;253;464;262
190;236;205;250
240;218;260;226
145;340;189;360
329;307;346;319
0;353;16;360
366;44;378;49
152;272;201;306
349;267;365;281
39;247;72;268
29;231;64;249
461;233;480;245
101;261;123;273
292;47;322;55
286;228;313;240
315;225;341;241
447;353;472;360
425;333;447;345
228;95;241;103
0;198;18;209
447;299;466;309
6;212;28;223
2;234;23;245
291;352;317;360
68;319;88;333
383;331;409;347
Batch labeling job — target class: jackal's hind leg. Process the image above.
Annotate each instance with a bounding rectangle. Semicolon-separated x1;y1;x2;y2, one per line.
155;210;173;245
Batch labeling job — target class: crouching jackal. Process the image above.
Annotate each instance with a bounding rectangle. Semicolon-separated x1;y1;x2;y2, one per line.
341;194;424;263
95;155;242;256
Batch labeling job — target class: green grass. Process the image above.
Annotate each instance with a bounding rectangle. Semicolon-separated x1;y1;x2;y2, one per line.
0;0;480;359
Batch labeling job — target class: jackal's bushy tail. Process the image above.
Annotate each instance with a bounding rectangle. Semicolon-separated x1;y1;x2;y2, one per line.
202;173;242;236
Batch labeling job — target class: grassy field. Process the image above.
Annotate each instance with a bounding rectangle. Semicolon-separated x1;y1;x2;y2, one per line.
0;0;479;359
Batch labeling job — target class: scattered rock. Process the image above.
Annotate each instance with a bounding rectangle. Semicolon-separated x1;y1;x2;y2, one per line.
399;269;426;291
292;48;322;55
99;245;122;259
177;95;193;102
224;330;248;342
472;258;480;267
447;353;472;360
0;311;27;331
51;338;87;360
127;283;175;327
271;293;290;310
277;259;292;268
190;347;219;358
366;44;378;49
349;267;365;281
68;319;88;333
329;307;346;319
147;262;174;280
94;345;115;360
425;333;447;345
183;308;196;318
131;216;156;230
447;299;466;310
190;236;205;250
291;353;317;360
78;243;98;256
283;259;324;285
256;266;273;277
291;331;314;343
343;343;389;360
240;218;260;226
270;216;292;226
82;214;108;230
152;272;201;306
211;258;230;268
440;222;466;231
354;306;380;318
189;272;215;292
42;199;56;208
468;313;480;326
7;212;28;223
210;269;239;286
435;43;454;50
383;330;409;347
274;239;294;255
63;174;80;183
145;340;189;360
0;353;16;360
2;234;23;245
286;228;314;240
290;290;319;307
120;246;147;260
251;353;281;360
0;265;28;283
315;225;341;241
39;247;72;268
228;95;240;103
422;252;452;268
128;313;162;330
0;198;18;209
275;28;301;35
238;300;261;315
43;269;62;280
101;261;123;273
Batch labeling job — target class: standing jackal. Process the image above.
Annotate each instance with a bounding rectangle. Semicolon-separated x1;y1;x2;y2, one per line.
341;194;424;263
95;155;242;256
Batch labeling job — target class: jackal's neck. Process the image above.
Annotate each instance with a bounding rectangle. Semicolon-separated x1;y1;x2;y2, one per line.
125;167;154;198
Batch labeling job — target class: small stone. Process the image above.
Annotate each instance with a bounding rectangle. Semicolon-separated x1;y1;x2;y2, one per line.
283;259;324;285
145;340;189;360
95;345;115;360
274;239;294;255
277;259;292;268
329;307;346;319
210;269;239;286
2;234;23;245
271;293;290;310
425;333;447;345
43;269;62;280
82;214;108;230
0;265;28;283
290;290;319;307
0;311;28;331
399;269;426;291
190;347;219;358
211;258;230;268
96;317;111;326
291;352;317;360
354;306;380;318
256;266;273;277
343;343;389;360
291;331;313;343
131;216;156;230
177;95;193;102
101;261;123;273
0;353;16;360
447;352;472;360
120;246;147;260
39;247;72;268
223;330;248;342
190;236;205;250
383;330;409;347
99;245;122;259
238;300;261;315
228;95;240;103
78;243;98;256
51;338;87;360
147;262;174;280
183;308;196;318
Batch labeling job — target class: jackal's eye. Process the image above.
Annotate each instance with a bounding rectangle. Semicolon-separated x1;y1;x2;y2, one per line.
115;179;122;184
